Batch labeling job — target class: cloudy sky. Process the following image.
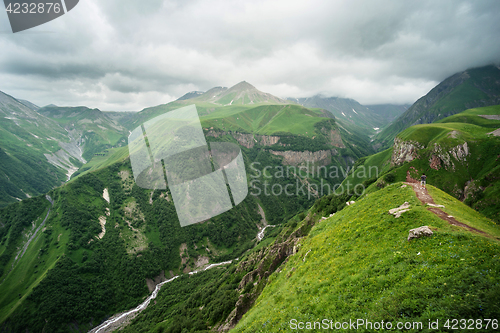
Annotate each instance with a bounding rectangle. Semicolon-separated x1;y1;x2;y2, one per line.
1;0;499;111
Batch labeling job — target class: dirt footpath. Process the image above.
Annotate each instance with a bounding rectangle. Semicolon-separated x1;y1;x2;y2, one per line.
405;181;492;238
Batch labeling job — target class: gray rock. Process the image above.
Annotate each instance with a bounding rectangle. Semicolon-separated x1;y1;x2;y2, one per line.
389;202;410;217
408;226;433;241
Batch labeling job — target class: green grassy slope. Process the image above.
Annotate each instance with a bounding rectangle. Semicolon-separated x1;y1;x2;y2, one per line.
0;93;70;206
37;106;129;161
374;65;500;149
70;146;130;180
201;104;330;137
340;105;500;222
234;183;500;332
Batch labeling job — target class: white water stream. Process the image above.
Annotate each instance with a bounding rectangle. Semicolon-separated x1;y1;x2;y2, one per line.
89;259;236;333
88;219;278;333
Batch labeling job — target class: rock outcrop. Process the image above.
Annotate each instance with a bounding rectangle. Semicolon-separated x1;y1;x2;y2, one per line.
269;149;338;166
391;138;424;166
326;128;345;148
391;137;470;172
218;213;318;332
205;130;284;149
407;226;433;241
389;202;411;218
429;142;469;171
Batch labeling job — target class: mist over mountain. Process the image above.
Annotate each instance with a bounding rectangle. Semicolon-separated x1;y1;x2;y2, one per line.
364;104;410;123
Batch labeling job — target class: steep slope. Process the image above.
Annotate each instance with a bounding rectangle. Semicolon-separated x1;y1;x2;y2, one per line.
113;180;500;333
288;95;387;133
234;182;500;332
0;93;131;208
0;91;70;206
37;105;129;162
0;159;262;332
17;99;40;111
374;65;500;149
341;105;500;222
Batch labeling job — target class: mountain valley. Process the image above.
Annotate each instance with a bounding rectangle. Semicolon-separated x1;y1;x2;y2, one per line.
0;68;500;332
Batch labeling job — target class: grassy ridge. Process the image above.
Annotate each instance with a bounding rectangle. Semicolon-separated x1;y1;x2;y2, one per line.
373;65;500;149
234;183;500;332
340;105;500;222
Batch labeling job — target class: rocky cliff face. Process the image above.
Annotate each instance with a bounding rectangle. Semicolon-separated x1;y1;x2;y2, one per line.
428;142;469;171
391;137;470;171
269;149;338;166
205;129;345;150
205;130;342;167
205;130;283;149
391;138;424;166
326;128;345;148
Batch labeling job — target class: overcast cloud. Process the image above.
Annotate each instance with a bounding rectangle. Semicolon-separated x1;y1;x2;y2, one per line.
0;0;499;111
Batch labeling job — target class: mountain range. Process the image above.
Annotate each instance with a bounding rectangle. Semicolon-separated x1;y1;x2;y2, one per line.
374;65;500;149
0;65;499;332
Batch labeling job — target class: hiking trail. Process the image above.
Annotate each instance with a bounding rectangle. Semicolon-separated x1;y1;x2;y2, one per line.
405;180;494;239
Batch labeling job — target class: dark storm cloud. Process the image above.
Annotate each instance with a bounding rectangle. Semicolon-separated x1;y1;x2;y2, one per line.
0;0;499;110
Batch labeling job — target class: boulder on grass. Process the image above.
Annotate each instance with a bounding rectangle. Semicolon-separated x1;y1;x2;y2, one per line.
408;226;433;241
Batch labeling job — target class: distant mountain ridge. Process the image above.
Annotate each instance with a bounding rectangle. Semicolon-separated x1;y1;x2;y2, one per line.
189;81;289;105
365;104;410;123
177;91;204;100
374;64;500;148
0;91;69;205
287;95;407;133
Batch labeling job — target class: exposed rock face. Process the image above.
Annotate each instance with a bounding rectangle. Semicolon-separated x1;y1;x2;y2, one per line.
269;149;338;166
391;137;470;171
145;270;167;293
463;179;481;201
219;237;300;332
429;142;469;171
407;226;433;241
391;138;424;166
205;129;344;150
326;129;345;148
205;130;282;149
